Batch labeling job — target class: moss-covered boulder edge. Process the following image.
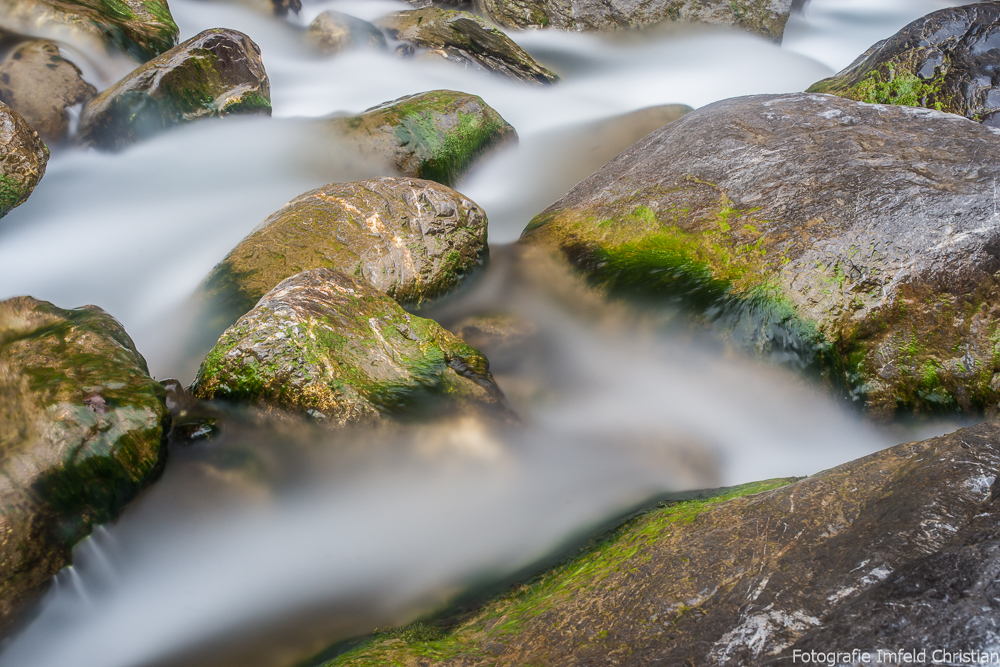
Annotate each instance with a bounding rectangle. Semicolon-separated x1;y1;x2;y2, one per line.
0;101;49;219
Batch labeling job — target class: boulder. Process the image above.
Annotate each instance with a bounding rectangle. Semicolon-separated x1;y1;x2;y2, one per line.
520;93;1000;418
190;268;511;426
808;4;1000;125
0;40;96;142
306;11;386;55
0;0;178;63
0;297;170;635
472;0;795;42
325;421;1000;666
376;8;558;85
0;101;49;220
201;177;489;328
77;28;271;150
327;90;516;187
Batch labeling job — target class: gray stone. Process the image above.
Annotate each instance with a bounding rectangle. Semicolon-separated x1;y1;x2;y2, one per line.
306;11;386;55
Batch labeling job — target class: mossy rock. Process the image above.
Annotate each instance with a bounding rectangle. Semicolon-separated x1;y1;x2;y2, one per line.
306;10;386;55
0;100;48;220
191;268;512;426
325;421;1000;666
0;0;178;63
0;296;170;636
376;8;558;85
520;93;1000;419
77;28;271;150
327;89;516;187
472;0;795;42
201;177;489;329
0;40;96;143
807;4;1000;123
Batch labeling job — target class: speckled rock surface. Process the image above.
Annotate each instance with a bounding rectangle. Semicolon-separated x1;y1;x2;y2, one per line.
77;28;271;150
0;297;170;636
377;8;558;84
191;268;511;426
0;101;49;220
326;89;517;187
520;93;1000;418
306;10;386;54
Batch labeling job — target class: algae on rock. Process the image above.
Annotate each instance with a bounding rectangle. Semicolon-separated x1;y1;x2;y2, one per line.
0;101;49;220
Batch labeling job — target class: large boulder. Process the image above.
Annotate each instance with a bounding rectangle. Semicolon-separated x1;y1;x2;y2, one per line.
325;421;1000;666
190;268;511;426
326;89;516;187
376;8;559;85
201;177;489;327
77;28;271;150
0;0;178;63
808;4;1000;124
472;0;795;42
0;101;49;220
520;93;1000;418
0;40;96;142
306;11;386;55
0;297;170;635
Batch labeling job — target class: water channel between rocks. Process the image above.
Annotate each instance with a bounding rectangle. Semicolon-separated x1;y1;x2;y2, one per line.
0;0;978;665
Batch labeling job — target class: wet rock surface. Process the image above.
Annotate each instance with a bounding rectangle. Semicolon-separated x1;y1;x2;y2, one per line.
0;297;170;636
326;89;517;187
306;10;386;55
0;40;96;142
520;92;1000;418
201;177;489;327
77;28;271;150
191;268;512;426
808;3;1000;124
0;101;49;220
376;8;558;85
472;0;795;42
326;421;1000;667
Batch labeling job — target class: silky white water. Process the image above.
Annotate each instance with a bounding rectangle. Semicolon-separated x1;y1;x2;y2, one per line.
0;0;969;665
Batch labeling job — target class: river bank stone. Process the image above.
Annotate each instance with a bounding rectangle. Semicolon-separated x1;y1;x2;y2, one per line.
473;0;795;42
191;268;511;426
0;101;49;220
808;4;1000;124
325;421;1000;666
326;89;516;187
376;8;558;85
77;28;271;150
201;177;489;328
0;297;170;636
0;40;96;142
520;92;1000;418
306;11;385;55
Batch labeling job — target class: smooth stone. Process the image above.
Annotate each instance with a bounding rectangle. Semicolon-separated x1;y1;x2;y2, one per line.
306;10;386;54
0;100;48;219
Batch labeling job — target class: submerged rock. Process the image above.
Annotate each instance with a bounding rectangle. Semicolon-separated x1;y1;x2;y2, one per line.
0;101;49;219
472;0;795;42
0;40;96;142
520;93;1000;418
77;28;271;150
808;4;1000;124
201;177;489;327
326;89;516;187
306;11;386;54
327;421;1000;666
376;8;558;85
191;268;511;426
0;297;170;635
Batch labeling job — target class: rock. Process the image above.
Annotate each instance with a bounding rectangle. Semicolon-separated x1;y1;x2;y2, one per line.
472;0;795;42
201;177;489;328
0;40;96;142
808;4;1000;124
0;0;178;63
403;0;470;7
190;268;512;426
0;297;170;635
306;11;386;55
325;421;1000;666
77;28;271;150
376;8;558;85
327;89;517;187
0;101;49;220
520;93;1000;418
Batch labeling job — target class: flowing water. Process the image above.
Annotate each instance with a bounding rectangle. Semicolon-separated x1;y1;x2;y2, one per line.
0;0;973;665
